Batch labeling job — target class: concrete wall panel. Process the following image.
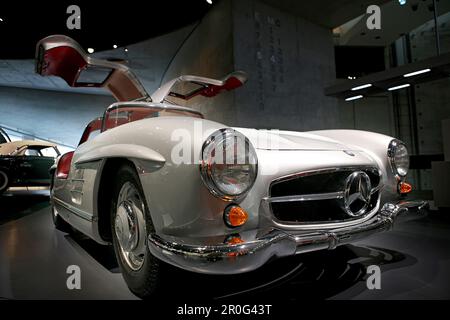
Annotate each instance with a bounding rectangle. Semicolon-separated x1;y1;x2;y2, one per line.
160;0;339;131
232;0;339;131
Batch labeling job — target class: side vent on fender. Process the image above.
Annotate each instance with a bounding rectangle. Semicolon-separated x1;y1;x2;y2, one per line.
57;151;75;179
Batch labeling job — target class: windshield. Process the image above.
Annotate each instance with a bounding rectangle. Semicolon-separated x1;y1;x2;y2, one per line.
103;104;203;132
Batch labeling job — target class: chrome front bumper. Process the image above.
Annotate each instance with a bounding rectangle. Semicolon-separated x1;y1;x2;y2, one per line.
148;201;427;275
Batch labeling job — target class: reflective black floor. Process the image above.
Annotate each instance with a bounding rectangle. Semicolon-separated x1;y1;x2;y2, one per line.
1;190;449;300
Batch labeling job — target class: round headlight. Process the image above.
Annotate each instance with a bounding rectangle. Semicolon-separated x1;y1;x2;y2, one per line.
200;129;258;200
388;140;409;177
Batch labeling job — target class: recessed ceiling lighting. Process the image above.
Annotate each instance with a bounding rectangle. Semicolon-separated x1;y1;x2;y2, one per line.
351;84;372;91
206;0;213;4
0;18;3;22
345;95;363;101
388;84;410;91
87;48;94;54
113;45;118;49
124;48;129;52
398;0;407;5
403;68;431;78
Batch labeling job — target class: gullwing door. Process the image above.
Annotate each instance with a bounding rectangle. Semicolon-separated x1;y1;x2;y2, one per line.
35;35;150;102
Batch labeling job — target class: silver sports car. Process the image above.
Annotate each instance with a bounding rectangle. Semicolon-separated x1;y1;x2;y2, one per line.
36;35;425;298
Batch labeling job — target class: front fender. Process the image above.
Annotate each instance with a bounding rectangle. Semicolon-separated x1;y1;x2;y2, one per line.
309;130;400;199
74;144;166;170
70;116;231;239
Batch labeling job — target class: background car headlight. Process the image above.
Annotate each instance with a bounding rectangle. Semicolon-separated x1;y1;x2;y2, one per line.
200;129;258;200
388;140;409;177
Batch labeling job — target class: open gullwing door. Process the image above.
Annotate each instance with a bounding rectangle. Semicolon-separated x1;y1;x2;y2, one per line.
151;71;248;103
35;35;150;102
36;35;248;103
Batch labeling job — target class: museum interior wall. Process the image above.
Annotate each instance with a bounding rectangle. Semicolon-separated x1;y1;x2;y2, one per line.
161;0;340;131
410;13;450;191
159;0;236;125
0;87;114;148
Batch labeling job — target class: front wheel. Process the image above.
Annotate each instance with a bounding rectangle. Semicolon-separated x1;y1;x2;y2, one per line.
110;164;164;299
0;169;10;195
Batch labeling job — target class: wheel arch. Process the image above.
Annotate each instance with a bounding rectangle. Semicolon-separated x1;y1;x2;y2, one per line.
96;157;159;242
96;158;133;242
0;166;10;192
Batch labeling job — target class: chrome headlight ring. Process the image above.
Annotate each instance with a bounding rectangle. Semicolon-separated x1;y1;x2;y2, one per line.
200;128;258;201
388;139;410;178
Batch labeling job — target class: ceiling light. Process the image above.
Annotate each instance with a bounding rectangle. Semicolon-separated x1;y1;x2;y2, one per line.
206;0;213;4
345;95;363;101
388;84;410;91
124;48;128;52
398;0;407;5
351;84;372;91
403;68;431;78
0;18;3;22
87;48;94;54
113;45;118;49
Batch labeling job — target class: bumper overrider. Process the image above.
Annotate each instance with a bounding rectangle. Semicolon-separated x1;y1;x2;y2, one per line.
148;201;427;274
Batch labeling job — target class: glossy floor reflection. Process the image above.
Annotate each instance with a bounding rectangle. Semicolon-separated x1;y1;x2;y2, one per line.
1;190;449;300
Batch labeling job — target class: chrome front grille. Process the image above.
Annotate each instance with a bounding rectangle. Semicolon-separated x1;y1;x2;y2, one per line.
266;167;382;225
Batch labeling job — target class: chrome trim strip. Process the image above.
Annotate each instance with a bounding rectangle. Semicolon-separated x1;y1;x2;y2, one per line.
371;183;384;194
263;184;383;204
263;191;344;203
265;166;383;230
270;195;381;231
269;166;382;187
53;197;93;222
266;167;382;205
104;101;204;125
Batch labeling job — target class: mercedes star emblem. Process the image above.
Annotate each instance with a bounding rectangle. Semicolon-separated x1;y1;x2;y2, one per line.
343;171;372;217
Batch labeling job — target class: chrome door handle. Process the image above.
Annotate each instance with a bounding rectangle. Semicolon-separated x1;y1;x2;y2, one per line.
20;163;32;168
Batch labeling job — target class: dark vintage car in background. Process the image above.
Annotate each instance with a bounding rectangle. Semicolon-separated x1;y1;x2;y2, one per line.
0;140;60;194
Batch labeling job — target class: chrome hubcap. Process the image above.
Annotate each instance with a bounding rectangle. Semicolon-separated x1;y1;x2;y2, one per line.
114;182;147;271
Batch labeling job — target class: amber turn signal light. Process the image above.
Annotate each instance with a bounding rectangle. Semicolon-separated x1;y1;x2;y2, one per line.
224;205;248;228
399;182;412;194
225;235;245;257
226;235;245;245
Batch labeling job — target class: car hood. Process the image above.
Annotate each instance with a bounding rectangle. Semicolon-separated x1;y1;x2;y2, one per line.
233;128;355;151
